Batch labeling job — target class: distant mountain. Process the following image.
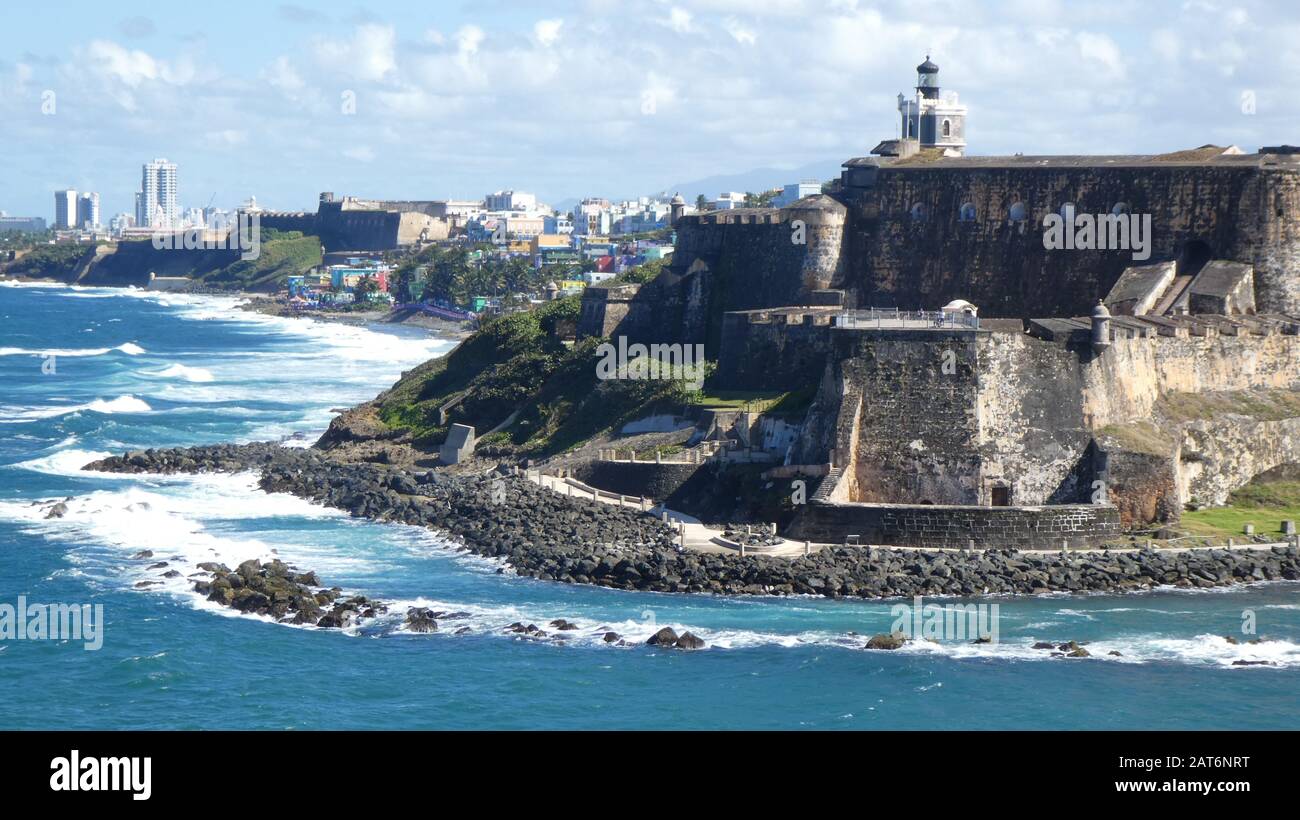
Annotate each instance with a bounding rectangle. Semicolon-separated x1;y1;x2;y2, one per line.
655;158;845;202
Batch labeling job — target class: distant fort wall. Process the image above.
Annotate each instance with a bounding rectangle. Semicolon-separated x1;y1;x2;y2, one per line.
259;198;450;253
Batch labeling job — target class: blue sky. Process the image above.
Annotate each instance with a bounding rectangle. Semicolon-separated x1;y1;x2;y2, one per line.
2;0;1298;220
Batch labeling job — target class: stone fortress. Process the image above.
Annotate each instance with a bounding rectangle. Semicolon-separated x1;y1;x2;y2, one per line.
577;57;1300;549
259;192;452;252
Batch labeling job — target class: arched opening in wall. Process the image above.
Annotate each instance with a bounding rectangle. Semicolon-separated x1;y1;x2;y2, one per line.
959;202;977;222
1176;239;1214;280
1008;201;1027;222
942;119;952;138
910;202;928;221
991;485;1011;507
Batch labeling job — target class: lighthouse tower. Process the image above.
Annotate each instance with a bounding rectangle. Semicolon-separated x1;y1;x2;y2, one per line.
897;56;968;156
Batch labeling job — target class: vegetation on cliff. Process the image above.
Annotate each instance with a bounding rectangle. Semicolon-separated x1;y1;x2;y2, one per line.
198;229;322;290
372;293;707;456
88;229;321;290
4;229;322;290
2;241;102;279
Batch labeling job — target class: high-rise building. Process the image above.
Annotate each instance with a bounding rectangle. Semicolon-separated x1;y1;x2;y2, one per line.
77;192;100;230
137;158;179;229
54;189;77;229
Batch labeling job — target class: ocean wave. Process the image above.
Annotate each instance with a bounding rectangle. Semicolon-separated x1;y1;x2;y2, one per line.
0;395;152;423
0;342;144;358
10;448;114;476
146;363;215;383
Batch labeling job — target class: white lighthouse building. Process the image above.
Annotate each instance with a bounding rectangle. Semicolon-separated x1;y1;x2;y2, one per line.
889;56;968;157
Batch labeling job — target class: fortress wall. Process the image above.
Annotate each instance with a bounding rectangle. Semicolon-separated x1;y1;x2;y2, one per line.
1081;328;1300;428
571;461;702;502
787;500;1121;549
976;331;1095;506
577;285;638;338
848;164;1271;316
714;311;836;391
669;201;846;351
1231;167;1300;315
832;328;983;505
396;212;450;244
793;321;1300;518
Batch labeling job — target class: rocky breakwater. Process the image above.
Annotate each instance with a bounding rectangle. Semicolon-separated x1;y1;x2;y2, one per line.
85;444;1300;602
191;558;385;628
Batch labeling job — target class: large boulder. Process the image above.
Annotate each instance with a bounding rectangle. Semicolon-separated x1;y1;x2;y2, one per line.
646;627;680;647
865;632;908;650
405;607;439;633
674;631;706;650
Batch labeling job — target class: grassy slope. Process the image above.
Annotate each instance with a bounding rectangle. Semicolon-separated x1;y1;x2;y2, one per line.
374;291;707;455
1182;480;1300;538
37;231;323;291
2;243;101;280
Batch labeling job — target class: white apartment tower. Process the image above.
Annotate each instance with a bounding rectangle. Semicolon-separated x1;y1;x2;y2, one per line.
137;158;179;229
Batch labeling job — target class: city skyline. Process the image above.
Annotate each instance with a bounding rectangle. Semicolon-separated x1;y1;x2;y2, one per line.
3;1;1300;219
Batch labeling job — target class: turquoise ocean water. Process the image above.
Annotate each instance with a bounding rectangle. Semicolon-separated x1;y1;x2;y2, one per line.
1;281;1298;729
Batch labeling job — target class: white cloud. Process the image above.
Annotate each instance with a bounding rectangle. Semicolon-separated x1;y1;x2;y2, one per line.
1076;32;1126;80
263;56;304;93
724;18;757;45
534;19;564;47
343;146;375;162
455;25;485;77
84;41;161;87
313;24;396;82
665;7;696;34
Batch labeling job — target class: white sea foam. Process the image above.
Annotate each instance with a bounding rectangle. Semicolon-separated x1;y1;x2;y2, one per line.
0;342;144;358
10;447;115;476
147;364;215;383
0;395;152;423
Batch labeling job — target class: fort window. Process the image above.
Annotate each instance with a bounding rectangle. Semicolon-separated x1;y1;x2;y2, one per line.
942;119;952;138
910;203;928;221
1008;202;1027;222
959;202;977;221
991;485;1011;507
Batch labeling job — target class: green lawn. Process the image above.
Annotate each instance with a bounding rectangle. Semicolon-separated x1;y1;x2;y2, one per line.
692;390;787;410
1181;480;1300;538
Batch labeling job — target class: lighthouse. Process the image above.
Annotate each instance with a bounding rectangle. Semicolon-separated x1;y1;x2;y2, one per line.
897;56;968;156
